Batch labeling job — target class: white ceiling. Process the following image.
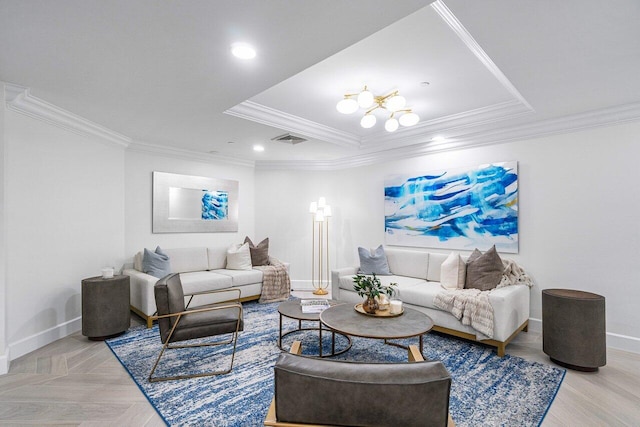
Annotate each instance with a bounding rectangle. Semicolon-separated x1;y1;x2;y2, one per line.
2;0;640;168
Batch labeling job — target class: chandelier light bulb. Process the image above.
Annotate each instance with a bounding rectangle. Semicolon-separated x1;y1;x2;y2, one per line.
317;197;326;208
336;98;359;114
385;117;399;132
309;201;317;213
360;114;377;129
386;95;406;112
399;112;420;127
323;205;332;217
357;89;374;108
315;211;325;222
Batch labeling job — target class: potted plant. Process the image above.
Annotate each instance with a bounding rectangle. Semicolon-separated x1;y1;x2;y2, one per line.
352;273;397;314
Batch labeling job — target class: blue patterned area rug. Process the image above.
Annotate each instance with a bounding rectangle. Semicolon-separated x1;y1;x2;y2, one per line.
106;300;565;426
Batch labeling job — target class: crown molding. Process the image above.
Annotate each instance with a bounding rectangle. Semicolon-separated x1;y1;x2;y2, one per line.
127;140;255;168
224;101;361;148
4;83;131;148
255;101;640;171
432;0;533;112
360;99;533;148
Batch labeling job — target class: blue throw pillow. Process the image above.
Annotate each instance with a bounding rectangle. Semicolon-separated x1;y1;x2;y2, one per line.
358;245;391;275
142;246;171;278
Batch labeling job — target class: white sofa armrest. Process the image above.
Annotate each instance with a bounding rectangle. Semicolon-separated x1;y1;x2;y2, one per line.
488;284;531;342
122;268;159;318
331;266;359;297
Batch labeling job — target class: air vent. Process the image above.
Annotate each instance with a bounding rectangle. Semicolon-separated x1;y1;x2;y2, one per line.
271;133;307;145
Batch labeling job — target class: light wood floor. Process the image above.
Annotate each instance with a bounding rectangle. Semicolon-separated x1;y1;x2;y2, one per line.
1;291;639;426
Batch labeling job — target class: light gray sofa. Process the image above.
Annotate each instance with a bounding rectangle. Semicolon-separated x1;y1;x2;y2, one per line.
123;246;287;327
331;246;530;356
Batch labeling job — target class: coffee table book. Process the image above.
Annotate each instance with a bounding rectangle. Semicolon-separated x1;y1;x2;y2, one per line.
300;299;330;313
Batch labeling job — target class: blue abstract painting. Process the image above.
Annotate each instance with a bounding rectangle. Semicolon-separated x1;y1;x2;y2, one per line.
384;161;518;253
201;190;229;221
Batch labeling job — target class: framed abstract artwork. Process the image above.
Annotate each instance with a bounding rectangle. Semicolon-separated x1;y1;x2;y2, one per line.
152;171;238;233
384;161;518;253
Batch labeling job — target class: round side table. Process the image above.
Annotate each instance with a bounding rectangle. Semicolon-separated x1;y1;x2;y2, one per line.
82;275;131;340
542;288;606;371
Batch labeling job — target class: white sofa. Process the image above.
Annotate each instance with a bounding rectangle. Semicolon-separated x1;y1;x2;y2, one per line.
123;246;286;327
331;246;530;356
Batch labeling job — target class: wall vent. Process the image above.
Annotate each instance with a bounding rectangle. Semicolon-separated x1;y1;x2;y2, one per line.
271;133;307;145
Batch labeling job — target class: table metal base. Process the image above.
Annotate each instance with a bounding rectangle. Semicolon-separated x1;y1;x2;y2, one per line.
279;315;352;357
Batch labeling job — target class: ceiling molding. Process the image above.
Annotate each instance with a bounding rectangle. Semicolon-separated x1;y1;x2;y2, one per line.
360;99;533;148
224;101;361;148
255;101;640;171
127;140;255;168
4;83;131;148
432;0;533;112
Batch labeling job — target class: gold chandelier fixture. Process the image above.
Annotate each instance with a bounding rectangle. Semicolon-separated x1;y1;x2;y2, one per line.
336;85;419;132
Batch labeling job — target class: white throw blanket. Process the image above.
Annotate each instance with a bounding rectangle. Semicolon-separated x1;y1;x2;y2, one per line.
434;289;494;339
433;259;533;340
497;259;534;289
255;258;291;303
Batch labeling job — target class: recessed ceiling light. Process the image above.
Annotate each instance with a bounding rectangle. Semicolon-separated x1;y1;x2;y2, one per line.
253;145;264;152
231;42;256;59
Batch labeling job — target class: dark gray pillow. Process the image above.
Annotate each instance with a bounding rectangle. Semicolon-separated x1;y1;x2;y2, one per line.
358;245;391;275
244;236;270;266
465;245;503;291
143;246;171;278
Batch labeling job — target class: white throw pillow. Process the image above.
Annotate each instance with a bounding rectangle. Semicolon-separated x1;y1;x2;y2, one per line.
226;243;252;270
440;252;466;289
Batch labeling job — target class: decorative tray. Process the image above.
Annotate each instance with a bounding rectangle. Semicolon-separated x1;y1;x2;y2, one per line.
354;303;403;317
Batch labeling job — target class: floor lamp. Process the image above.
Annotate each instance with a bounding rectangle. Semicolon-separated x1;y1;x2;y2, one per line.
309;197;331;295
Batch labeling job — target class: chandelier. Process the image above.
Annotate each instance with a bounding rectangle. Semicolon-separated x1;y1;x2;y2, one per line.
336;85;419;132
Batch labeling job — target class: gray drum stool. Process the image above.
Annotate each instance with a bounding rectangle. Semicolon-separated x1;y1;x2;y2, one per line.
82;275;130;340
542;288;606;371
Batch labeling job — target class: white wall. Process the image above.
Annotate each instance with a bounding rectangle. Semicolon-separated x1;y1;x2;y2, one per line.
123;150;256;263
5;110;125;360
256;121;640;353
0;84;8;373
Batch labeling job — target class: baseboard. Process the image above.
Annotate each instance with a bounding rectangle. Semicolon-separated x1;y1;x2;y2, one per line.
607;332;640;355
0;348;9;375
9;317;81;362
528;317;640;355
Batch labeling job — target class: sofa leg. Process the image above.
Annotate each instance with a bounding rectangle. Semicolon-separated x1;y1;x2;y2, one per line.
146;316;154;328
497;344;506;357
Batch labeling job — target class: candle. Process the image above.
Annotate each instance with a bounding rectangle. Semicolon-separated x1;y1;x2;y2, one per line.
101;268;114;279
389;299;403;314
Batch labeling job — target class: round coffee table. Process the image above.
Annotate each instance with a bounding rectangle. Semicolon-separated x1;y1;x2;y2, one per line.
278;300;351;357
320;303;433;355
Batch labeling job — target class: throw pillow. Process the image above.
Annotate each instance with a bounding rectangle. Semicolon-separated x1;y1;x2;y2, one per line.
465;245;504;291
142;246;171;278
226;243;252;270
358;245;391;275
244;236;270;266
467;248;482;264
440;252;466;289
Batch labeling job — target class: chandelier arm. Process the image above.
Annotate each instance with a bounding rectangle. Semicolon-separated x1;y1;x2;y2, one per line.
365;104;382;115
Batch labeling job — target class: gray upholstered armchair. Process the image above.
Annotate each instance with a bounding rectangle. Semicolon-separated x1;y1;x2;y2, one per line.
265;342;454;427
149;273;243;382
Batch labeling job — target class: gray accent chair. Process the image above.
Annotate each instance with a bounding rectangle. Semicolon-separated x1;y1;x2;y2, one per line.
265;342;454;427
149;273;243;382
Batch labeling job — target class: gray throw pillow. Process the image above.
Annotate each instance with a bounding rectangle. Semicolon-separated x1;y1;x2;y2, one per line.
142;246;171;278
465;245;503;291
358;245;391;275
244;236;270;266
